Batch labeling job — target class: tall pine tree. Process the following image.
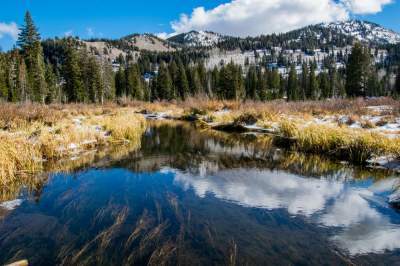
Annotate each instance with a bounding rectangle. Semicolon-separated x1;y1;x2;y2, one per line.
17;11;47;103
395;67;400;96
346;43;371;97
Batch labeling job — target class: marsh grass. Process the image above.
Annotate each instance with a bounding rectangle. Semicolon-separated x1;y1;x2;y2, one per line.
0;135;42;185
0;105;146;187
97;111;146;142
278;120;398;164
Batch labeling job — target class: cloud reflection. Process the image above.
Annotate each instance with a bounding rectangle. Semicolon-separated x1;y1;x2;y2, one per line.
170;166;400;255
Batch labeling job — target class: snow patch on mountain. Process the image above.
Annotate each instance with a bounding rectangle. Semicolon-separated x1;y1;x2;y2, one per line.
321;20;400;44
169;31;225;47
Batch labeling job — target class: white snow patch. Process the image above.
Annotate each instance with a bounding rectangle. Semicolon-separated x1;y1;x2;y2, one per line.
0;199;23;210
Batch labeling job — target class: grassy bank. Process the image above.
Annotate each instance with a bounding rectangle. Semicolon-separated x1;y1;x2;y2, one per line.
126;97;400;166
1;98;399;186
0;103;146;186
278;120;400;164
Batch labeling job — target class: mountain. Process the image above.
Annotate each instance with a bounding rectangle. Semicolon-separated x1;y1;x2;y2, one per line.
168;31;227;47
168;20;400;51
124;34;176;52
85;33;176;55
320;20;400;45
80;20;400;65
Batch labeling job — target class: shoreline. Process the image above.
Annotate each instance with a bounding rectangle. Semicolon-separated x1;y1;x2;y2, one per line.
0;99;399;187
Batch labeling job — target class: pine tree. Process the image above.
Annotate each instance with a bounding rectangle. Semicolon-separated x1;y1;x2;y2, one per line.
156;62;173;100
287;64;298;101
126;63;143;100
17;12;41;54
211;67;219;98
366;70;381;97
269;68;281;99
16;56;28;102
346;43;371;97
0;54;9;100
245;66;258;100
86;56;103;103
17;11;47;102
168;60;178;96
176;61;189;100
395;67;400;96
197;62;207;91
308;62;319;100
319;72;330;99
300;63;308;100
63;43;85;102
188;67;202;96
100;60;115;102
257;68;268;101
115;67;126;97
329;67;338;98
45;63;57;103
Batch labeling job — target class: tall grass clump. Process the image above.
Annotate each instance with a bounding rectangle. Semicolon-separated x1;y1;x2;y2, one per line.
100;112;146;142
278;121;397;164
0;135;42;184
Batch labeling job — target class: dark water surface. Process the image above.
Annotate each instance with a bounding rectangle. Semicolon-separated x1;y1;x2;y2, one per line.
1;121;400;265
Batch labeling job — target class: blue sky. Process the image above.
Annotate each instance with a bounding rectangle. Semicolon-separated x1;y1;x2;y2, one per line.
0;0;399;50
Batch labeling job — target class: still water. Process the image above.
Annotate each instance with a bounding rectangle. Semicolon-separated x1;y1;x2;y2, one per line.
1;121;400;265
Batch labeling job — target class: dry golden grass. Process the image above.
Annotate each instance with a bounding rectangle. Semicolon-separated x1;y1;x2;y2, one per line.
99;111;146;142
278;120;398;164
0;134;42;186
0;104;146;186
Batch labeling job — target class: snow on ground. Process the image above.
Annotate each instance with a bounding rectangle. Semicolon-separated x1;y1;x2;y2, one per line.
0;199;23;210
143;111;173;120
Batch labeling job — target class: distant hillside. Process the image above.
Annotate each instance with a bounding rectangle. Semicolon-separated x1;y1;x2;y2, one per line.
123;34;176;52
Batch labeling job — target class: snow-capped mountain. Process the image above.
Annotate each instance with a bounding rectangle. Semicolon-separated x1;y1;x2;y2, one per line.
320;20;400;45
167;20;400;49
168;31;226;47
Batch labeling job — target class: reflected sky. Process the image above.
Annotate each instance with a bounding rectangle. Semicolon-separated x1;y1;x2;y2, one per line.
172;165;400;256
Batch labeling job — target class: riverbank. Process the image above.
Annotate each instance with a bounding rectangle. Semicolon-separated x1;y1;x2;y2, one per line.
1;98;399;191
0;104;146;189
127;97;400;168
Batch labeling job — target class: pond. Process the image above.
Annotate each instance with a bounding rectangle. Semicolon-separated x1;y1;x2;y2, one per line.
1;121;400;265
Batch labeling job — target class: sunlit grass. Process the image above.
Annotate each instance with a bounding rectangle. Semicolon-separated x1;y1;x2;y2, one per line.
0;105;146;189
278;120;398;164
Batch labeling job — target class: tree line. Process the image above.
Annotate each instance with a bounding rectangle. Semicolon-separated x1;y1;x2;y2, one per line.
1;12;400;104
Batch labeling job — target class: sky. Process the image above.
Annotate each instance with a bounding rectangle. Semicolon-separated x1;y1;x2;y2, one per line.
1;0;400;50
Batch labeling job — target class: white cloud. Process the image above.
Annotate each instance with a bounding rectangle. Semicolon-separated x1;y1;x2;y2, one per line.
64;30;74;37
170;0;391;37
156;32;177;40
343;0;392;14
156;32;168;40
0;22;19;40
86;27;94;37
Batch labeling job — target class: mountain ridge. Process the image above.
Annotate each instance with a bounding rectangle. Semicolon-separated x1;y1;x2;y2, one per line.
166;20;400;48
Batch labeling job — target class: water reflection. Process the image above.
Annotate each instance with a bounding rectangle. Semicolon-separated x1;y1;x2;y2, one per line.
0;121;400;265
171;165;400;256
173;168;343;216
